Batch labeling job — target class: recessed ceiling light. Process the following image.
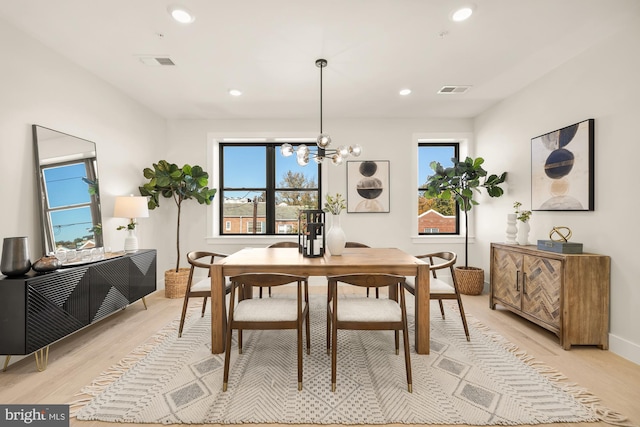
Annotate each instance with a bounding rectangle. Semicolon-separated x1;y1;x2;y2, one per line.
399;89;412;96
168;5;195;24
228;89;242;97
450;5;475;22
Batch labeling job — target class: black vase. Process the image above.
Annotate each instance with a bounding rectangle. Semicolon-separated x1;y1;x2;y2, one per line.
1;237;32;277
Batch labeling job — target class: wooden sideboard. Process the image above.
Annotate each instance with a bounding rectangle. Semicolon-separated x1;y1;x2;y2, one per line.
489;243;609;350
0;249;156;370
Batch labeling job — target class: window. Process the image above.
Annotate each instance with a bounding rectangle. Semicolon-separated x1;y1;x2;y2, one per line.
219;142;321;235
417;143;459;235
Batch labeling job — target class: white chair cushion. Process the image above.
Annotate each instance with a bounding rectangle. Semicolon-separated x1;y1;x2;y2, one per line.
234;298;301;322
405;277;455;294
337;297;401;322
191;278;211;292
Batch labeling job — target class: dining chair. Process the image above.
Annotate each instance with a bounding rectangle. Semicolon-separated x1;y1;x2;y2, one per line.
223;273;310;392
403;251;470;341
344;242;379;298
261;241;300;298
179;251;230;338
327;273;412;393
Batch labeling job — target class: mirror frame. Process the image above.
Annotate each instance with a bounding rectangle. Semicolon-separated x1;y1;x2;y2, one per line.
33;125;103;255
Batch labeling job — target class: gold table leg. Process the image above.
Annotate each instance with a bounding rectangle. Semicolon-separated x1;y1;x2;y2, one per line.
34;346;49;372
142;296;148;310
3;355;10;372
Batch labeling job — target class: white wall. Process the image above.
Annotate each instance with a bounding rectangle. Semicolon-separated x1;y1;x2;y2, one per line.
161;118;473;271
0;19;166;289
473;13;640;364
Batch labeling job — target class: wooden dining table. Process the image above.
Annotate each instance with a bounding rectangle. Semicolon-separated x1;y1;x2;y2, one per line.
210;247;430;354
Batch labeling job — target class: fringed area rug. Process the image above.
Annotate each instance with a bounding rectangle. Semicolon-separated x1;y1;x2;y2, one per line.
72;296;627;425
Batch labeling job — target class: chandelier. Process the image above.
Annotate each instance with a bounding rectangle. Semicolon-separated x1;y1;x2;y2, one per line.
280;59;362;166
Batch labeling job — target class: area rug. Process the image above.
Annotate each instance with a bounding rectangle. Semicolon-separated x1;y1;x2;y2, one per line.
71;296;625;425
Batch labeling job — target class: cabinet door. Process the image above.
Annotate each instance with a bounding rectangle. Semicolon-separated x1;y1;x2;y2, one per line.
522;255;561;328
492;248;522;309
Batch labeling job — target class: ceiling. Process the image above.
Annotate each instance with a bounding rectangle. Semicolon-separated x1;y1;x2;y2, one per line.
1;0;638;121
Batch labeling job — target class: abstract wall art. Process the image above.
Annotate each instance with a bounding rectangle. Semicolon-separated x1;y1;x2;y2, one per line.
531;119;594;211
347;160;390;213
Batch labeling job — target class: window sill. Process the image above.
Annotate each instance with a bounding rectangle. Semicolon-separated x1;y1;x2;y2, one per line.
410;235;473;245
206;235;298;247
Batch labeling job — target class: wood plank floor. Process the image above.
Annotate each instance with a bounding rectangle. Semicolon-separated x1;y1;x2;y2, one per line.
1;289;638;427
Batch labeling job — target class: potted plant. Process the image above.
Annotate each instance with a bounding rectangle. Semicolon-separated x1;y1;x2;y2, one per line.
139;160;217;298
423;156;507;294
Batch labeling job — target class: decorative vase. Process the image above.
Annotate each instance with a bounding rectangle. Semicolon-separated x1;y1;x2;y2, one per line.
1;236;31;277
124;229;139;253
505;213;518;244
516;220;530;245
326;214;346;256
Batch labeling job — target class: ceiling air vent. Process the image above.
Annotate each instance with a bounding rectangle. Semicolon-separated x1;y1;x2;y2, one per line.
437;85;471;94
137;55;176;66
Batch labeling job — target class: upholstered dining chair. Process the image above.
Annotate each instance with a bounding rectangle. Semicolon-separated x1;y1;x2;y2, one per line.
344;242;379;298
403;251;470;341
223;273;310;392
179;251;231;338
261;241;300;298
326;273;412;393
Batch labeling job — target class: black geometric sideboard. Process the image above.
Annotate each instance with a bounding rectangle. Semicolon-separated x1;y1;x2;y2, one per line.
0;250;156;368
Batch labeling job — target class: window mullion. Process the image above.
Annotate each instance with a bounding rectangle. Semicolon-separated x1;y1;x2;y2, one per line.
266;146;276;234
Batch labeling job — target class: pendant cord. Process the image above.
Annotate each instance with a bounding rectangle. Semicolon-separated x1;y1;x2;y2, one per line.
319;63;323;134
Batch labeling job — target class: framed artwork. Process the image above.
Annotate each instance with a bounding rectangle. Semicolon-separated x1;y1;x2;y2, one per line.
531;119;594;211
347;160;390;213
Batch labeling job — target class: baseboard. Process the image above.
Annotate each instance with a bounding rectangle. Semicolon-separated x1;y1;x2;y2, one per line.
609;333;640;365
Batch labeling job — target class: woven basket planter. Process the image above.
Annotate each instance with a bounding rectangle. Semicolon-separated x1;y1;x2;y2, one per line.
164;268;191;299
454;266;485;295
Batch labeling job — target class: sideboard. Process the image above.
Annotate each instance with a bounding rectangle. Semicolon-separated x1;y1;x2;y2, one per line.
489;243;609;350
0;249;156;371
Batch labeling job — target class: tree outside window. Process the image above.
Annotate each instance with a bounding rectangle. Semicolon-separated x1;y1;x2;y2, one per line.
417;143;459;235
219;143;321;235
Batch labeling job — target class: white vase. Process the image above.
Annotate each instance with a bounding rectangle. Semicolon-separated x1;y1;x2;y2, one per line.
516;221;530;245
326;214;346;256
505;213;517;244
124;229;139;253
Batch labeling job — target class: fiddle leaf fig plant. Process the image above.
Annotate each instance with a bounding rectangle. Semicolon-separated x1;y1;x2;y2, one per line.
424;156;507;268
139;160;217;272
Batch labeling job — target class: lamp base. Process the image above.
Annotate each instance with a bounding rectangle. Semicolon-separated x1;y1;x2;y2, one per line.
124;230;138;253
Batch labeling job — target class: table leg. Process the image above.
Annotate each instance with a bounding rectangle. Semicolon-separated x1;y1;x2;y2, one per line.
415;263;430;354
211;264;226;354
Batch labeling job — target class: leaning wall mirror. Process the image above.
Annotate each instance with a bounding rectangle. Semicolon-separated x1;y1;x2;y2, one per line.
33;125;103;256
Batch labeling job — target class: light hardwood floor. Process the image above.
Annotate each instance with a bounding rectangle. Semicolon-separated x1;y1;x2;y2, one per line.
1;289;638;427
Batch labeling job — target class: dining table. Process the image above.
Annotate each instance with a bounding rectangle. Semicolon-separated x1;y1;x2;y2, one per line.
210;246;430;354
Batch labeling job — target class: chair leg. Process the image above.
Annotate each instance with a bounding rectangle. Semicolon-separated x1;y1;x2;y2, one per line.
366;287;370;297
298;322;303;391
222;321;234;392
394;331;399;355
178;294;190;338
268;286;272;297
402;322;413;393
305;308;311;355
457;296;471;342
238;329;243;354
201;296;208;318
331;318;338;392
438;299;446;319
259;287;263;298
376;287;379;299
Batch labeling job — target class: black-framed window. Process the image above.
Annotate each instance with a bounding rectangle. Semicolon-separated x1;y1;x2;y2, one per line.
219;142;321;235
417;142;460;235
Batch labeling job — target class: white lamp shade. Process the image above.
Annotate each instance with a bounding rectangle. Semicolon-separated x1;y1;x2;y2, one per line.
113;196;149;219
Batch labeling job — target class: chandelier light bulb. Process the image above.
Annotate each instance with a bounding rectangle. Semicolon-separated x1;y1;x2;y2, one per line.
281;143;294;157
338;145;350;157
297;152;310;166
350;144;363;157
331;154;344;166
317;134;331;148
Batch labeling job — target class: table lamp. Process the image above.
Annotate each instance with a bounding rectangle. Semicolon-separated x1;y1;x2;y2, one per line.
113;195;149;253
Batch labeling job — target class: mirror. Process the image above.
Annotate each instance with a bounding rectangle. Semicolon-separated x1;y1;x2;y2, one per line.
33;125;103;256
